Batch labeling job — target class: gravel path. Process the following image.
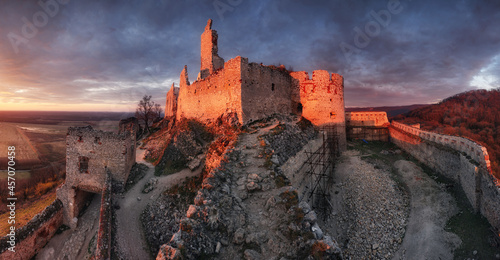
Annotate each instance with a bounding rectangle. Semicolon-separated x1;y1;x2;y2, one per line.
330;150;409;259
392;160;461;260
115;148;201;259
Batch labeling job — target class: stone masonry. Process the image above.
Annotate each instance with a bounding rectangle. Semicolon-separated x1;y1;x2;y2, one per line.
165;19;347;152
57;124;136;228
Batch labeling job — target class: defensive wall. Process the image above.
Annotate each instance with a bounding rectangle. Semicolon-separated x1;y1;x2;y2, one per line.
390;121;500;230
93;171;113;260
168;19;347;152
0;199;63;260
290;71;346;150
57;125;135;228
346;111;389;141
175;58;244;124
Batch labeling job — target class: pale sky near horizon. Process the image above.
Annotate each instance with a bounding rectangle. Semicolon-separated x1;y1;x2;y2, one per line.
0;0;499;112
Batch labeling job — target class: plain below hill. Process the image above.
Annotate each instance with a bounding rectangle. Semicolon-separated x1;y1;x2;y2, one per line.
393;88;500;179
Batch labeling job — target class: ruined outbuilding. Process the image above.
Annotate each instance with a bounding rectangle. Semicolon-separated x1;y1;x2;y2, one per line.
57;123;136;228
165;19;346;151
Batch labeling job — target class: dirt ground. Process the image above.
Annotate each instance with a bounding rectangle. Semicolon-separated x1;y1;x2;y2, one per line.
114;146;202;259
391;160;461;260
327;143;462;260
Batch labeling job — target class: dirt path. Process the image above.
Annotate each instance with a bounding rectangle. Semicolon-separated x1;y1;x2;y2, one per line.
392;160;461;260
36;194;101;260
115;147;201;259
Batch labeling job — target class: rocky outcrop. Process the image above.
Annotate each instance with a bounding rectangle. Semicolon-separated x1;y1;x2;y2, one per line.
151;116;341;259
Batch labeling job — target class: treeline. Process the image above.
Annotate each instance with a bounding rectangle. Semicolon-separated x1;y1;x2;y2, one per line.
0;163;65;214
394;88;500;178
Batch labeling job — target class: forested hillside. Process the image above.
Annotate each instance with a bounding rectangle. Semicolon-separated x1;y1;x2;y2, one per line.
394;89;500;178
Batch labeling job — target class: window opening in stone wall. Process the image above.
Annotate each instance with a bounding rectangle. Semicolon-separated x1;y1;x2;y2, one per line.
79;156;89;173
94;137;100;144
297;103;303;114
272;83;275;91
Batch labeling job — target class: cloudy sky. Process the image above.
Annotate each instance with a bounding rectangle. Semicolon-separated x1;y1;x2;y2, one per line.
0;0;499;112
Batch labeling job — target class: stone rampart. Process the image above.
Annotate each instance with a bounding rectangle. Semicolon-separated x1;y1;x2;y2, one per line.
176;57;244;124
346;111;389;141
346;111;389;127
240;63;292;123
0;199;63;260
93;172;113;260
290;71;346;151
281;135;324;197
390;121;500;230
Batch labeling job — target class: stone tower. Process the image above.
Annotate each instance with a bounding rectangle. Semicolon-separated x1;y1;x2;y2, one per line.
200;19;224;79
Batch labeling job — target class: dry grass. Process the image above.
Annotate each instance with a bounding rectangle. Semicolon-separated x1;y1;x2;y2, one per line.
0;123;41;168
0;190;56;235
0;170;31;180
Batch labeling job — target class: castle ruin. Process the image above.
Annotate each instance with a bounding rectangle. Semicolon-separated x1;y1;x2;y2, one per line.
57;119;137;229
165;19;347;151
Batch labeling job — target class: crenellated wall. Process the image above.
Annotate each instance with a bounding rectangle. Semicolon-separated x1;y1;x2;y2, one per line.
391;121;491;171
346;111;389;127
290;70;346;151
390;121;500;230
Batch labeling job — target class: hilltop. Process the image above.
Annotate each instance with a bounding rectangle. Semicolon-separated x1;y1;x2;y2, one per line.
394;88;500;178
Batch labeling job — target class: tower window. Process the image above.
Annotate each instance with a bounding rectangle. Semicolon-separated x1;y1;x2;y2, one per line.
272;83;275;91
79;156;89;173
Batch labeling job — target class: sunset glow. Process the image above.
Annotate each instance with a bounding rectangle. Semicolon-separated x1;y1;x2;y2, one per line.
0;1;499;112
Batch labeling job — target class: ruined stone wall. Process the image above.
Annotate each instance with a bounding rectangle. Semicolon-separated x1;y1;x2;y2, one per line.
94;172;112;260
390;121;500;230
240;63;292;123
346;111;389;127
280;135;324;198
0;200;63;260
176;57;244;124
290;71;346;151
164;85;180;118
200;19;224;79
58;125;135;228
65;126;133;188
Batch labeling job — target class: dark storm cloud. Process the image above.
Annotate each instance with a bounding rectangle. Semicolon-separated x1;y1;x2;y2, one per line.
0;0;499;110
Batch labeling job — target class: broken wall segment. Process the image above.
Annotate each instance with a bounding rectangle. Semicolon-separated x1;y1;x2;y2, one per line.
57;125;136;228
390;121;500;231
0;200;63;260
200;19;224;79
176;56;244;124
164;84;180;118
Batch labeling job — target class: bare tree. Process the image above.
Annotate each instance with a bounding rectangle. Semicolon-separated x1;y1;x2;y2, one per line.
135;95;162;133
152;103;162;123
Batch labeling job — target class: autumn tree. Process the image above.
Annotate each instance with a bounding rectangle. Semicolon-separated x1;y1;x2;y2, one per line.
135;95;162;133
